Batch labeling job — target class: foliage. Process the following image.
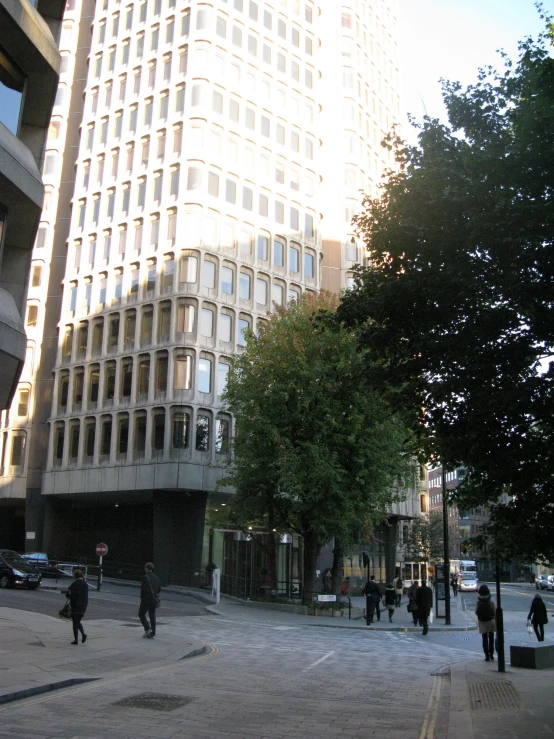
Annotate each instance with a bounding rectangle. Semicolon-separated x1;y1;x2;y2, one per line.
221;293;413;602
405;511;445;563
337;22;554;563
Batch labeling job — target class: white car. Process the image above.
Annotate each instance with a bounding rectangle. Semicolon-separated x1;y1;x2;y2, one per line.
547;575;554;591
458;574;478;592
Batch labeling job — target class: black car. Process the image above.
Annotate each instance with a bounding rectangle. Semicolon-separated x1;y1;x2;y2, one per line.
0;550;42;589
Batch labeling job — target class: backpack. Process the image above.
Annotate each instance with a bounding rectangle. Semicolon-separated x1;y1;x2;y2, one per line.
477;597;494;622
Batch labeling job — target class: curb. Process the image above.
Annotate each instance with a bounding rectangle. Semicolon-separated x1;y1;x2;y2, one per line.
0;678;100;706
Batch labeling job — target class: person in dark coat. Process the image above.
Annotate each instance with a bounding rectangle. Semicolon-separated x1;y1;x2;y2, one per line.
138;562;161;639
407;580;419;626
394;576;403;607
322;568;333;593
527;594;548;642
450;574;458;597
383;583;396;623
416;578;433;635
65;569;88;645
475;584;496;660
363;575;381;623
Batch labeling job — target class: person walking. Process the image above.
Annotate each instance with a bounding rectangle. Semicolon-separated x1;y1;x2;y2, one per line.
527;593;548;642
416;578;433;635
138;562;161;639
450;574;458;597
394;575;403;607
383;583;396;623
475;584;496;661
407;580;419;626
322;568;333;594
65;569;88;645
363;575;381;624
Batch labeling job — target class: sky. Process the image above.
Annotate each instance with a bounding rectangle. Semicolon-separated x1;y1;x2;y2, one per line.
397;0;554;140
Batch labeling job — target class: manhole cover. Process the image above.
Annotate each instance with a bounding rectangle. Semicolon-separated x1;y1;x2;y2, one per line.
469;681;521;711
113;693;192;712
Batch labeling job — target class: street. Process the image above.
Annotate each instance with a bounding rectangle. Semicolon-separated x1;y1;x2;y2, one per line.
0;581;552;738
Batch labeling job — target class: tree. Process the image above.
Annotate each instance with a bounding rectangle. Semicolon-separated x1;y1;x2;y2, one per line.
337;21;554;563
405;512;445;563
222;293;413;603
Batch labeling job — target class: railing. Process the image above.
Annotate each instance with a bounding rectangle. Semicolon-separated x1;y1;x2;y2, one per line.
220;574;302;602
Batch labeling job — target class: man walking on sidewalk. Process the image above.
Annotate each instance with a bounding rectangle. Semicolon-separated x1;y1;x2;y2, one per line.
138;562;161;639
416;578;433;635
364;575;381;624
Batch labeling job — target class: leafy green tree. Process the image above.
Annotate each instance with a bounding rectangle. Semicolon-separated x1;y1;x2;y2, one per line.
337;22;554;562
405;511;445;563
222;293;413;603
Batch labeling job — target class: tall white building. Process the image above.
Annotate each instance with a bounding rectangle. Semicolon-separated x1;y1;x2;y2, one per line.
1;0;401;575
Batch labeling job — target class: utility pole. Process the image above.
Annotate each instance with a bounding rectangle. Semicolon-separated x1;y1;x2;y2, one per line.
495;560;505;672
442;467;451;625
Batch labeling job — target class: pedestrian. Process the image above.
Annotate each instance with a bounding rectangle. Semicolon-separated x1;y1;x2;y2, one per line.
363;575;381;624
527;593;548;642
384;583;396;623
138;562;161;639
450;574;458;597
394;575;403;607
322;568;333;593
416;578;433;635
407;580;419;626
475;584;496;661
65;568;88;645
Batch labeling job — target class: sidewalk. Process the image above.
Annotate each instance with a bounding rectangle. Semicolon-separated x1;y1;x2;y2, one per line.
0;607;206;706
206;591;476;631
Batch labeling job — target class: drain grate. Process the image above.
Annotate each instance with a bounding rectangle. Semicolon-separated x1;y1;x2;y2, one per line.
113;692;192;712
469;681;521;711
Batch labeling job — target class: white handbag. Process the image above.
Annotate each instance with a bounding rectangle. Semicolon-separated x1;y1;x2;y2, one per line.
429;609;434;624
527;619;533;635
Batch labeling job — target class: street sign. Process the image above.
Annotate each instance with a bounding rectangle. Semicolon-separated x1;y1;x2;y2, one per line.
96;542;108;557
317;594;336;602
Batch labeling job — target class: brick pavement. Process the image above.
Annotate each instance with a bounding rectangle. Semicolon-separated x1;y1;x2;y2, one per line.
1;598;553;738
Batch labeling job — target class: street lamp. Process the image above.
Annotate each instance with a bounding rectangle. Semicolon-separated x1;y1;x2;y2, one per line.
441;467;451;626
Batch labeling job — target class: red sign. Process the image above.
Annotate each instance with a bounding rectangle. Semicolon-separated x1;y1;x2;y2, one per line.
96;543;108;557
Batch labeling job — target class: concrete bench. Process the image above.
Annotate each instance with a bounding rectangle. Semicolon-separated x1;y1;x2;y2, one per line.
510;644;554;669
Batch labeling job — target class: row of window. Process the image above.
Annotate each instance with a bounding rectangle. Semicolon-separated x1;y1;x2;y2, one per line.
55;350;231;413
74;177;316;238
50;406;230;465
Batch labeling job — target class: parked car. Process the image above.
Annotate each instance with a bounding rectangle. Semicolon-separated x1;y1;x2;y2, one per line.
20;552;68;578
0;550;42;589
535;575;549;590
547;575;554;591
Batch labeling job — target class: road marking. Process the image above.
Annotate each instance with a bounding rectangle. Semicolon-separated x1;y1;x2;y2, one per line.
419;671;444;739
0;645;218;713
302;650;335;672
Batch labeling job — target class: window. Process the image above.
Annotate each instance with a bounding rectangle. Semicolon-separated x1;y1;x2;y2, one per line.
219;313;232;342
212;90;223;114
158;301;171;339
187;167;201;190
289;245;299;273
11;432;27;467
152;409;165;451
172;408;190;448
242;186;253;211
238;317;250;346
255;278;267;304
202;260;216;289
85;419;96;457
208;172;219;197
304;252;315;278
117;414;129;455
275;200;284;224
239;272;251;300
196;414;210;451
200;306;214;337
257;234;269;261
216;417;230;454
232;26;242;47
217;361;229;395
124;309;136;344
216;16;226;37
134;412;147;453
221;266;233;295
225;179;237;204
108;313;120;348
180;254;198;283
174;355;192;389
104;361;116;401
17;388;29;417
176;302;195;333
198;357;212;393
137;356;150;395
26;304;38;328
89;365;100;403
141;306;153;343
162;255;175;289
155;353;168;393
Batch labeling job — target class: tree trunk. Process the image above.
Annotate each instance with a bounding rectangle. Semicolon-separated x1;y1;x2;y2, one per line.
331;538;344;595
302;528;319;606
268;532;278;595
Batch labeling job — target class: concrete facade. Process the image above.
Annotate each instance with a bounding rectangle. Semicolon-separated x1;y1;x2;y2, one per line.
1;0;403;578
0;0;62;544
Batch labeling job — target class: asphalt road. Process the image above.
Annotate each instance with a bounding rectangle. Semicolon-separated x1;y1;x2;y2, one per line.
0;580;207;620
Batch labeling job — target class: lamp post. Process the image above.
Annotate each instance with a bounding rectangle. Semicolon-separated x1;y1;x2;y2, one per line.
495;559;506;672
441;467;451;626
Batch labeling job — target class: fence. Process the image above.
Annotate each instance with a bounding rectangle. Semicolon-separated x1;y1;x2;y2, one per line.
220;574;303;601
